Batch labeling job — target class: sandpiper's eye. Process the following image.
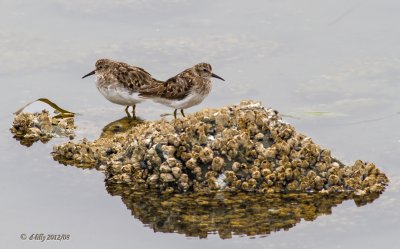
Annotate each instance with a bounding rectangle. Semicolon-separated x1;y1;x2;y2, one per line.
203;68;207;72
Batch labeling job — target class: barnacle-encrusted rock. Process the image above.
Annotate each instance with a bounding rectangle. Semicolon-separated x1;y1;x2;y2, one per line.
52;100;389;194
11;110;75;147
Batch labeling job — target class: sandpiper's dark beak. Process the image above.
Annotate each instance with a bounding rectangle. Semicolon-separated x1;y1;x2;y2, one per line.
211;73;225;81
82;70;95;79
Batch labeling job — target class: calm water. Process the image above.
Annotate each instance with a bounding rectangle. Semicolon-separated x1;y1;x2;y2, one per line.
1;0;400;248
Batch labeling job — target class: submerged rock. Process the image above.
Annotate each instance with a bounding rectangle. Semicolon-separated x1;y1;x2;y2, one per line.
53;100;388;194
11;110;75;147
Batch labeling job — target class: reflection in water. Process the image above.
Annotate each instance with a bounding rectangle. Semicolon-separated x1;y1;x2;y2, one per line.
12;132;51;147
106;182;381;239
100;116;143;139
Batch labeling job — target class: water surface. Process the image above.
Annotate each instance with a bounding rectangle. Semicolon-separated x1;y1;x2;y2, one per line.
1;1;400;248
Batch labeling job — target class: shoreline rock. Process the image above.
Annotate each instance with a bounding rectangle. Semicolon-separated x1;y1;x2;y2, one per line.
52;100;389;195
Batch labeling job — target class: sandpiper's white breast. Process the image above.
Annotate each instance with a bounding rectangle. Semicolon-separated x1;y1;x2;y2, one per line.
153;92;207;110
95;76;144;106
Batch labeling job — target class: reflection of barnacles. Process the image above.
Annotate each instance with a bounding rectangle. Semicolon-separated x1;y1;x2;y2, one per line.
107;182;382;239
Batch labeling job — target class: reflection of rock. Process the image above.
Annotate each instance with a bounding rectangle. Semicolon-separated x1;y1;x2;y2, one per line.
10;110;75;147
53;100;388;194
106;182;381;239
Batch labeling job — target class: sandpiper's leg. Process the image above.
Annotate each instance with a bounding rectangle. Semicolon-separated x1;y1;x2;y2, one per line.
180;109;185;117
125;106;132;118
174;109;177;119
131;105;136;117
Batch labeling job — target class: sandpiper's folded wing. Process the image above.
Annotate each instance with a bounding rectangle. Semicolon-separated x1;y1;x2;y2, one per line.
139;69;195;100
113;63;155;92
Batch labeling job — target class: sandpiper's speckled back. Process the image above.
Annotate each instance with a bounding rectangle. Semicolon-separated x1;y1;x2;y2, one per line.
139;62;213;101
95;58;159;93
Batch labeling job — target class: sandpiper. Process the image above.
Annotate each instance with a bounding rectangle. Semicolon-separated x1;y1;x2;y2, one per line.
82;58;159;117
139;63;225;119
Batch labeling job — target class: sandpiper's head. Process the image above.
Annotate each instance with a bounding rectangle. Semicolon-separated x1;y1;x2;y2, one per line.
194;63;225;81
82;58;114;79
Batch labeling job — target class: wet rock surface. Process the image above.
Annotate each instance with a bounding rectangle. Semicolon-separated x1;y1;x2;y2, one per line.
53;100;388;195
11;110;75;147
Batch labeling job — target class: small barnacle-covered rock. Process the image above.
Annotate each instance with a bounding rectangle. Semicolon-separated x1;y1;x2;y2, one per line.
11;110;75;147
52;101;389;195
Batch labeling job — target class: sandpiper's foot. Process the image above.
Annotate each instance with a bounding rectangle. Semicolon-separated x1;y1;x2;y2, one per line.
173;109;178;119
180;109;185;117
